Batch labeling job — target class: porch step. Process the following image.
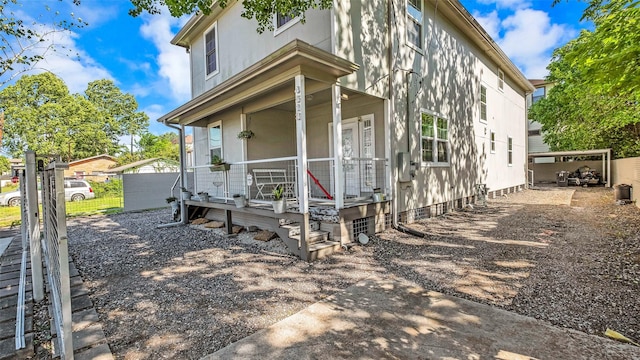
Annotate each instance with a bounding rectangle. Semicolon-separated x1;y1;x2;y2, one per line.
280;221;320;237
290;230;329;245
308;240;341;261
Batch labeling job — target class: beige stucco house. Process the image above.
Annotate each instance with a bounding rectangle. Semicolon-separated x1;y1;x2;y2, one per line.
65;154;117;182
158;0;534;260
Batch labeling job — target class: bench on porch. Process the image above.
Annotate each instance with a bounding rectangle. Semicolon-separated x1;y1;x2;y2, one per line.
253;169;296;199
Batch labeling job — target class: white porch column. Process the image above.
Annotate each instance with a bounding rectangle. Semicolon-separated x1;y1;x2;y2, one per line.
295;75;310;213
295;75;311;260
332;83;344;209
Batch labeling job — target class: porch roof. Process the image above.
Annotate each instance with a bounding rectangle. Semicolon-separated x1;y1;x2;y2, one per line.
158;40;359;126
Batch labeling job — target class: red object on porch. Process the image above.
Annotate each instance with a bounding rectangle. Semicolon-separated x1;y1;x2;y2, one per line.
307;170;333;200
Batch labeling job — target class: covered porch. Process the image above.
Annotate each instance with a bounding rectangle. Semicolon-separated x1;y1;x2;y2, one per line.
159;40;392;260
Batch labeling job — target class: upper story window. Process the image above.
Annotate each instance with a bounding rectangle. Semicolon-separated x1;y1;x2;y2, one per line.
480;85;487;122
205;23;218;76
274;13;300;35
508;137;513;166
208;122;222;162
498;69;505;91
421;112;449;165
490;131;496;153
277;13;294;28
532;87;545;104
407;0;422;49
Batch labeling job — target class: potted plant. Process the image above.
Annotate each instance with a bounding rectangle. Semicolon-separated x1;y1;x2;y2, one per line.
165;196;177;204
166;196;180;220
232;193;246;208
180;187;192;200
197;191;209;202
237;130;254;140
209;155;231;171
271;185;285;214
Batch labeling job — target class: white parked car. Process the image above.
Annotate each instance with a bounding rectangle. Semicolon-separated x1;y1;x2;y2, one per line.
0;179;96;206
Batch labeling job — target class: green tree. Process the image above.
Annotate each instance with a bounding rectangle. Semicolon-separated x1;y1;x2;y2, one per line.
0;155;9;174
0;73;149;160
1;0;86;87
128;0;332;33
85;79;149;156
531;0;640;158
137;132;179;161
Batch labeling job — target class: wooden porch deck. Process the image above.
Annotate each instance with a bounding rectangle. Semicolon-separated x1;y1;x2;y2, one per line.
183;197;390;261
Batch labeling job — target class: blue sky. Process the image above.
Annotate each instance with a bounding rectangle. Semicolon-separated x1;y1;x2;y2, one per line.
8;0;590;136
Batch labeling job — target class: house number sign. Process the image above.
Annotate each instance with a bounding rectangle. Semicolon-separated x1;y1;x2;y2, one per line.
295;85;302;122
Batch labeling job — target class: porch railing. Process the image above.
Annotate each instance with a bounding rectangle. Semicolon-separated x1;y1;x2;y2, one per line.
191;157;388;207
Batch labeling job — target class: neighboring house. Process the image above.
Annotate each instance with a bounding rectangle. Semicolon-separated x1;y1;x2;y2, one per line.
158;0;534;260
527;79;554;163
185;134;194;168
107;158;180;175
66;154;117;182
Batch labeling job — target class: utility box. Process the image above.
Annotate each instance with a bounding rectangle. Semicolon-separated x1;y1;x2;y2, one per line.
397;152;411;182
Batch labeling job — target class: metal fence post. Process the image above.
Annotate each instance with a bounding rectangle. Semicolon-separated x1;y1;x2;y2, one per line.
54;162;73;359
41;160;74;359
25;151;44;302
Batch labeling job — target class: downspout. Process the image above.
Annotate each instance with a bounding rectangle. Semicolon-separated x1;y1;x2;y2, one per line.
157;120;188;227
389;0;399;229
389;0;421;234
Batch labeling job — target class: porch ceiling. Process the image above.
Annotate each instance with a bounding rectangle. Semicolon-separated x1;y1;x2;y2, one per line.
158;40;359;126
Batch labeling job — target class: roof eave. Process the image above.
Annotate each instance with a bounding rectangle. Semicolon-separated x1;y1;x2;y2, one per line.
157;40;359;125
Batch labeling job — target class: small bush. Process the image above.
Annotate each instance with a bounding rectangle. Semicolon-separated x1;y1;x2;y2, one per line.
89;179;123;198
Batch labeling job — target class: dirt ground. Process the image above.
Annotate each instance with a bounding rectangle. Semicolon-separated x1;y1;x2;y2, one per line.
61;186;639;359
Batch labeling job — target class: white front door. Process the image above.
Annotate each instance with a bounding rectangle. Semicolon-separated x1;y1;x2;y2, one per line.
342;121;360;197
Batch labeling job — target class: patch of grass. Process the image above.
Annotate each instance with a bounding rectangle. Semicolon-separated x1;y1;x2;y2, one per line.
0;196;123;228
0;206;22;228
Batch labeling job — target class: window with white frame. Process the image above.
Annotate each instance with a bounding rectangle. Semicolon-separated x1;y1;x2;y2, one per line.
508;137;513;165
498;69;505;91
205;23;218;76
276;13;294;28
421;112;449;164
480;85;487;122
208;122;222;162
490;131;496;153
407;0;422;49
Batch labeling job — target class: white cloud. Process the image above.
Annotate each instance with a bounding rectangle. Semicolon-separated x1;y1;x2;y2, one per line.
498;8;574;78
4;9;112;93
141;104;167;125
477;0;531;10
474;10;500;39
32;28;113;93
139;12;191;103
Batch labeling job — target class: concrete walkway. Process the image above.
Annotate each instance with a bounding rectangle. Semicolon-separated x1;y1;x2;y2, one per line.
204;276;640;360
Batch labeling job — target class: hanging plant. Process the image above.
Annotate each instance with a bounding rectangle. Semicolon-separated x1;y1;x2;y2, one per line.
237;130;254;140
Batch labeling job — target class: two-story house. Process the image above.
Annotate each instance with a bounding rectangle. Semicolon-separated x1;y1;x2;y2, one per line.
158;0;534;260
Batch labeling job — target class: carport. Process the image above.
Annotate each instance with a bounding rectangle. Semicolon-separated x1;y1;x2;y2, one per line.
528;148;612;187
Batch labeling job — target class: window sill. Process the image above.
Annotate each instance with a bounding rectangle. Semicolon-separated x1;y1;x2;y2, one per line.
422;162;450;168
405;42;424;55
205;69;219;81
274;17;301;36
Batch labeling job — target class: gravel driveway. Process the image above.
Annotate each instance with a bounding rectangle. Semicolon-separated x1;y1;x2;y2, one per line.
64;186;640;359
